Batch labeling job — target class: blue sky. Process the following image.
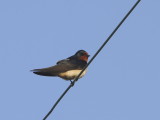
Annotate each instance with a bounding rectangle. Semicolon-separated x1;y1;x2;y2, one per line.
0;0;160;120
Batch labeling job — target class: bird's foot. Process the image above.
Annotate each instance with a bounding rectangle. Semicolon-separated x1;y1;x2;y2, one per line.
70;80;75;86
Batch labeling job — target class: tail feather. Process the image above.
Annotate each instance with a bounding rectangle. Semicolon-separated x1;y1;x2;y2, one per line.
31;69;57;76
32;71;56;76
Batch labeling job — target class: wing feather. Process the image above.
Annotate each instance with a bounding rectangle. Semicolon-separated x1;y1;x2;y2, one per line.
31;59;82;76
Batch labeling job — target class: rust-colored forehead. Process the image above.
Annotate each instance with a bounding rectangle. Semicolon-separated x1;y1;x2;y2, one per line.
79;55;88;62
83;52;88;55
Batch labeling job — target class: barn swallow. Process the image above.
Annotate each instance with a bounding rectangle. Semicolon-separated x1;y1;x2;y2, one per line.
31;50;90;81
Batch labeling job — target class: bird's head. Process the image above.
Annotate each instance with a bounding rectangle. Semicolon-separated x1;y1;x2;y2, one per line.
75;50;90;62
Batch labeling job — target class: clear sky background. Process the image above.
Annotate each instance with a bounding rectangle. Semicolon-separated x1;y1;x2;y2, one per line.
0;0;160;120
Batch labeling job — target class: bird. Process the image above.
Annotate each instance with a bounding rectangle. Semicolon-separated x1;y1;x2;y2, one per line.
31;50;90;82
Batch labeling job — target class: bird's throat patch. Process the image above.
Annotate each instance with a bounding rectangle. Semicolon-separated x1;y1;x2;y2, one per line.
79;56;88;62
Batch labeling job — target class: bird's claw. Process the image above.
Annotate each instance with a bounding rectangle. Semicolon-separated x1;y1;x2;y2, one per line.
70;80;75;86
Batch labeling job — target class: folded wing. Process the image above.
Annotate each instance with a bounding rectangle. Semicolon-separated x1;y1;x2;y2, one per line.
31;59;82;76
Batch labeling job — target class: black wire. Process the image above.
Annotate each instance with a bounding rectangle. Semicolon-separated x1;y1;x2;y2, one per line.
43;85;72;120
42;0;141;119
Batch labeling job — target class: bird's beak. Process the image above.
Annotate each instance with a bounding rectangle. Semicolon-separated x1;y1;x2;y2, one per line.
86;54;90;57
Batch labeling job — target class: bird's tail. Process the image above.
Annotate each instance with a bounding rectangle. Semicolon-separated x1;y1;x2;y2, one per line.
31;69;57;76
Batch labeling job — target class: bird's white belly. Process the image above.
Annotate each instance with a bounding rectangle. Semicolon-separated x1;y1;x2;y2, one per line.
58;69;87;80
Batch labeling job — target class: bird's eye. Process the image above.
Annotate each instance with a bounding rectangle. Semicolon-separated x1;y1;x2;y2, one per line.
80;52;84;56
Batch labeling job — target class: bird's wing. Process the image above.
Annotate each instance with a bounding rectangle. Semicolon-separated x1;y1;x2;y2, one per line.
31;59;81;76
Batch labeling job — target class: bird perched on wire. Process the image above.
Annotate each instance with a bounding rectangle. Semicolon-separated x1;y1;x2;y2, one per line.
31;50;90;82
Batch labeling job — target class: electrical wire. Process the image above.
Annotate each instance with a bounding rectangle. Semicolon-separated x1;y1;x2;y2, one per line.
42;0;141;119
